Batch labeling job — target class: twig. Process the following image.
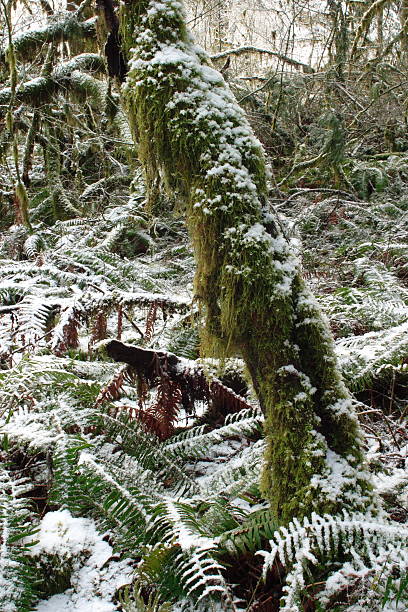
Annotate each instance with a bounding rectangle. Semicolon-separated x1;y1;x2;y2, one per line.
360;423;383;446
333;82;366;111
350;80;408;127
7;328;54;357
123;311;144;338
358;406;401;451
282;187;359;206
211;46;314;74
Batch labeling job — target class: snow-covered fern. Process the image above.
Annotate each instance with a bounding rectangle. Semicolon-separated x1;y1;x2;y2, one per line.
258;511;408;611
0;470;38;612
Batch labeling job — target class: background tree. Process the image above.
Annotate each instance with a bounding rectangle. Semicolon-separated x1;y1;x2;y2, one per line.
0;0;130;228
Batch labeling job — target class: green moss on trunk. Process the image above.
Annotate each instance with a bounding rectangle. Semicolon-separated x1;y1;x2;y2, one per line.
119;0;377;523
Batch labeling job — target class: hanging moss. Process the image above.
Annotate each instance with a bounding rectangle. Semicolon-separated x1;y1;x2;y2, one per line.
15;181;32;230
120;0;377;523
0;15;97;63
0;54;106;117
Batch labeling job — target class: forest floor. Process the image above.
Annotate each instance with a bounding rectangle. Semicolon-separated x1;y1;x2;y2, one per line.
0;158;407;611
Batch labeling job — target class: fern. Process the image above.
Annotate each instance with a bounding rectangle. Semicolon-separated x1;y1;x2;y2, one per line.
92;405;200;497
337;320;408;391
198;439;266;498
0;355;101;413
166;325;199;359
50;303;83;355
23;233;45;259
0;470;39;612
138;375;182;440
119;581;172;611
49;436;92;516
18;297;57;337
163;407;263;462
350;162;388;198
258;512;408;611
75;451;152;531
147;499;233;605
219;507;278;557
51;447;233;606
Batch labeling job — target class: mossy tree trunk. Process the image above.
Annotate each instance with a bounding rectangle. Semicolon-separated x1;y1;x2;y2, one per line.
327;0;349;81
119;0;376;523
2;0;32;229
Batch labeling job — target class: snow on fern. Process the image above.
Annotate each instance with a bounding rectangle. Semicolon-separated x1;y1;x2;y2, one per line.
0;471;37;612
336;320;408;391
148;499;232;602
258;512;408;611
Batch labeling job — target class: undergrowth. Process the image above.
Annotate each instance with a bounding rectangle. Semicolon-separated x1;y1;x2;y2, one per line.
0;1;407;609
0;177;407;610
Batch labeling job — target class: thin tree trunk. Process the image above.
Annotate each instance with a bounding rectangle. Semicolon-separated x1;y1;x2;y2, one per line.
119;0;377;523
377;7;384;55
1;0;32;229
400;0;408;56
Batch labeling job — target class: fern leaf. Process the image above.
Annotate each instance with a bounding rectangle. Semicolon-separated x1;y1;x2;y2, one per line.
147;500;233;605
258;512;408;612
220;507;279;557
337;320;408;391
163;407;263;461
23;234;45;259
0;470;38;612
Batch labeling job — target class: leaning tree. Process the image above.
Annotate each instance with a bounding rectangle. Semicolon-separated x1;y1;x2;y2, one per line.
115;0;377;523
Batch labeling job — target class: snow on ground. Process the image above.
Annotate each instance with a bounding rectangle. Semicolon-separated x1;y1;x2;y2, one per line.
31;511;133;612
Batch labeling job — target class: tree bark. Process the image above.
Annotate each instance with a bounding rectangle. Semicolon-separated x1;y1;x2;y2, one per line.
95;0;127;80
400;0;408;56
328;0;349;81
118;0;377;523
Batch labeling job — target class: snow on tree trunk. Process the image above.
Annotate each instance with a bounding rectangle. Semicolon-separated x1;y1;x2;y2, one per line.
119;0;377;523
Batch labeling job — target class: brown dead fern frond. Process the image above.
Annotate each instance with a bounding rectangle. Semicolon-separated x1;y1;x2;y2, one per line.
117;305;123;339
94;364;130;409
144;301;158;343
142;375;182;440
52;305;82;356
210;378;253;415
89;311;108;347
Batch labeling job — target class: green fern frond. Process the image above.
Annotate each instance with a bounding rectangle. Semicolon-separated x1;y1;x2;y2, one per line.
0;357;81;417
220;507;278;556
163;408;263;462
0;470;39;612
134;543;185;604
166;326;199;359
23;234;46;259
19;297;57;336
147;499;233;605
0;283;27;306
73;450;153;539
0;356;100;413
50;435;93;511
119;581;173;611
198;439;265;498
93;406;200;497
